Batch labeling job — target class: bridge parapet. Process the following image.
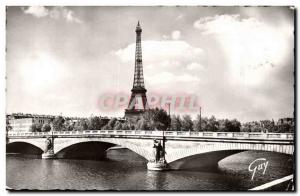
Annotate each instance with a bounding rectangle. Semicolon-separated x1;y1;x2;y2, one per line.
8;130;294;140
7;130;294;168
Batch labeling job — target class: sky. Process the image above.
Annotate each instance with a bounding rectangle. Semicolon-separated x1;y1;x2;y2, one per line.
6;6;294;122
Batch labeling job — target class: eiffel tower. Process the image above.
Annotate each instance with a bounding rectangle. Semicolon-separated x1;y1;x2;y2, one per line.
125;21;149;119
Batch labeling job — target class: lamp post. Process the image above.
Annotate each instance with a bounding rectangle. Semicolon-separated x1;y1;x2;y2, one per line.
163;103;171;160
200;107;202;131
50;122;54;153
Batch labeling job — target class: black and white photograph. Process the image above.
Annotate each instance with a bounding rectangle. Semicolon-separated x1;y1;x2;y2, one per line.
5;6;295;191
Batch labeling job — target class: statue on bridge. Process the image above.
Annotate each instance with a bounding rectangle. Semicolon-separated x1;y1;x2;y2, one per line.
152;139;166;163
147;139;169;170
43;137;54;155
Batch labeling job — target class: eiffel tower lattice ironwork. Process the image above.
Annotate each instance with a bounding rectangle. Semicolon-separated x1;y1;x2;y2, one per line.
125;21;149;119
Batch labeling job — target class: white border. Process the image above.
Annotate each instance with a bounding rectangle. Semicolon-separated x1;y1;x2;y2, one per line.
1;1;298;196
2;0;300;6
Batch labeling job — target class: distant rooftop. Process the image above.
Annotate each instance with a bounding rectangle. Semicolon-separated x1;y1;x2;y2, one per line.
6;113;125;120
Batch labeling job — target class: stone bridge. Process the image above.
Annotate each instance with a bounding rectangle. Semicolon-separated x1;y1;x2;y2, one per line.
7;130;294;170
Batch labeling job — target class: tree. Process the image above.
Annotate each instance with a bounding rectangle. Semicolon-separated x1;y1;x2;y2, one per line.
247;121;263;132
121;122;130;130
66;122;75;131
74;119;88;131
200;117;209;132
181;115;193;131
142;108;171;130
218;119;227;132
41;123;51;132
219;119;241;132
136;117;150;130
107;118;118;130
114;121;123;130
230;119;241;132
171;115;182;131
193;114;202;132
6;120;12;133
206;116;219;132
260;120;276;133
52;116;65;131
101;124;109;130
124;118;138;130
63;120;73;131
87;116;106;130
241;122;252;132
277;124;293;133
29;123;42;132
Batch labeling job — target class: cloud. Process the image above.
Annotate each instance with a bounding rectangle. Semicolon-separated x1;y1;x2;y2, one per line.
22;6;82;23
186;62;204;70
115;40;203;87
171;30;181;40
49;7;83;23
175;14;184;20
162;35;170;39
146;72;199;85
116;40;202;63
162;30;182;40
18;53;67;92
22;6;49;18
193;14;293;86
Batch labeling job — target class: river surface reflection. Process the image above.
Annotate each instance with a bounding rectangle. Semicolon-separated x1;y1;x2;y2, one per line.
6;149;293;191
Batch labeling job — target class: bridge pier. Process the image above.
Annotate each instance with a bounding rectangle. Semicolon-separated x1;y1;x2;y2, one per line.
42;137;55;159
42;150;55;159
147;161;170;171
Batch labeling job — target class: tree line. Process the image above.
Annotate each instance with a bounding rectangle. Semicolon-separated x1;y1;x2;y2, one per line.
25;108;293;133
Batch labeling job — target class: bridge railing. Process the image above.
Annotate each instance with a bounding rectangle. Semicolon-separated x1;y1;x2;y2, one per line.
7;130;294;140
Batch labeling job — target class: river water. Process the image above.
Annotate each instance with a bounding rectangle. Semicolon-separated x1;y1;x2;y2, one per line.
6;150;293;191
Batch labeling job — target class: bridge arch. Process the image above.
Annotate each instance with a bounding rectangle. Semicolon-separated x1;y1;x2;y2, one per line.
54;141;116;159
7;141;44;155
169;150;243;170
165;142;294;164
53;138;153;161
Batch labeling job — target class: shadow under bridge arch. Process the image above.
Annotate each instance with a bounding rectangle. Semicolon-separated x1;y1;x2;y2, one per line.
54;138;152;161
7;141;44;155
169;150;243;171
